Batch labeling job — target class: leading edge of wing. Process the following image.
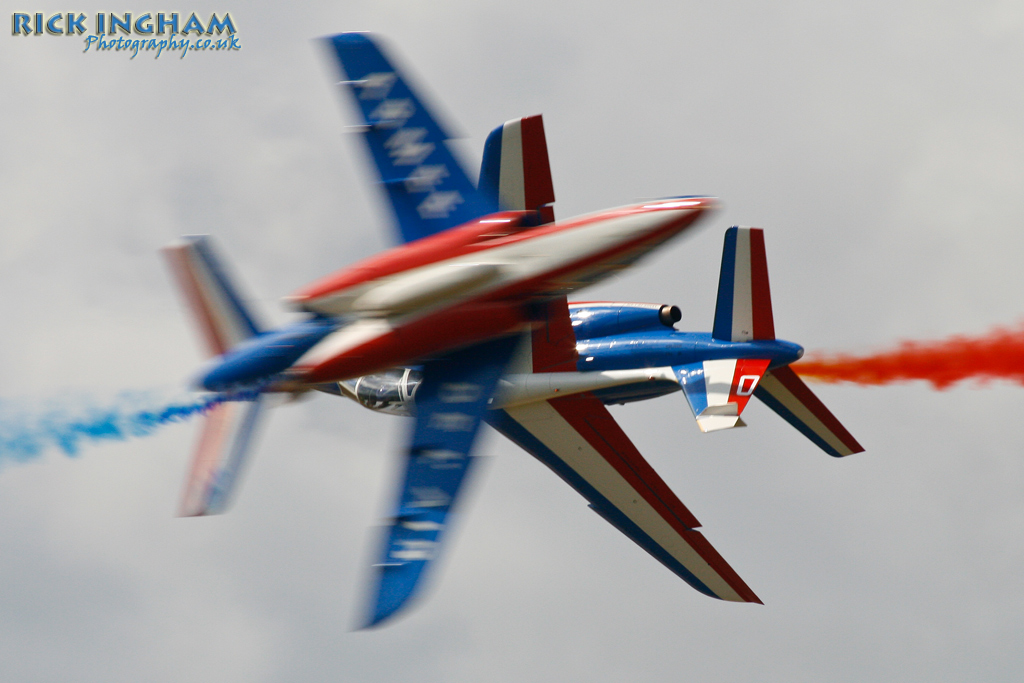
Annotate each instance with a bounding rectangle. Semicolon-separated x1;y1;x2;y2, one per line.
488;393;761;604
364;335;520;628
323;33;498;243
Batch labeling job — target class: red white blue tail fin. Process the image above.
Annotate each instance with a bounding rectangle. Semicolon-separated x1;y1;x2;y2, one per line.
712;227;775;342
179;396;267;516
162;236;261;357
163;236;268;516
699;227;862;453
674;359;770;432
479;114;556;223
754;366;864;457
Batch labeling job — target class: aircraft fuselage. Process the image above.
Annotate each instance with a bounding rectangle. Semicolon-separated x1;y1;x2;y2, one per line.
198;198;714;391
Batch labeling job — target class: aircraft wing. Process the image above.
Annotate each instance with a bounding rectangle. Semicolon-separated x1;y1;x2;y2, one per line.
488;394;761;603
487;296;759;603
365;335;520;627
324;33;498;244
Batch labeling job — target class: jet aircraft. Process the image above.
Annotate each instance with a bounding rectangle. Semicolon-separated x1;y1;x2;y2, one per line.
163;33;863;626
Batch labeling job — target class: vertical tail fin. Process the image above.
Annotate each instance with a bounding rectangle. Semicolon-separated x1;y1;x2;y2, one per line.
708;227;863;455
162;236;261;357
712;227;775;342
479;114;556;223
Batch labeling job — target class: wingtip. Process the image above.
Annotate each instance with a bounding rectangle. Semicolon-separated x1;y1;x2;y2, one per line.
324;31;375;47
360;590;408;630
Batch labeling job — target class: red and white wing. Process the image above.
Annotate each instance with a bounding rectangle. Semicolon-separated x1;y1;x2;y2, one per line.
488;392;761;603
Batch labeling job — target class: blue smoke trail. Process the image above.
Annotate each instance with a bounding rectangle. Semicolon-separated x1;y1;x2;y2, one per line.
0;389;259;463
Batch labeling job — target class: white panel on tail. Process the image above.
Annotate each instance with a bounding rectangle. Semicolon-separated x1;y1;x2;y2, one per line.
162;236;260;357
498;118;526;210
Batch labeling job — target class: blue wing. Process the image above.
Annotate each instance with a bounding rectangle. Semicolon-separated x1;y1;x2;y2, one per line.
323;33;498;243
364;335;520;627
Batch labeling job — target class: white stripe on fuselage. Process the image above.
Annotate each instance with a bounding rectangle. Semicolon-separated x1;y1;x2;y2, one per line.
293;318;393;369
306;204;704;318
493;367;677;408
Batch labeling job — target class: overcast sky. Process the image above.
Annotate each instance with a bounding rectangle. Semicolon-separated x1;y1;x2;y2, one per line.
3;1;1024;681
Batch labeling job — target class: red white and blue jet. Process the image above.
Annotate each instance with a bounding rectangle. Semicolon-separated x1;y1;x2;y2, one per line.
162;33;863;627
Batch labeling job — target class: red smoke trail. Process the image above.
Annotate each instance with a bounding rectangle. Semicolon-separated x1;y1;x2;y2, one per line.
795;323;1024;390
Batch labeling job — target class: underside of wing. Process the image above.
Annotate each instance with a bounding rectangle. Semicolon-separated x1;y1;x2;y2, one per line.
323;33;497;243
754;365;864;457
488;393;761;604
365;335;520;627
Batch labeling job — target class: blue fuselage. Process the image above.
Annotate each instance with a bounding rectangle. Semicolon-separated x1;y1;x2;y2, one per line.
575;330;803;405
199;318;337;391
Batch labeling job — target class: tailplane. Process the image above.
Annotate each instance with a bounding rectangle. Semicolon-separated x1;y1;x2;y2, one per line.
162;235;262;357
178;396;267;516
755;366;863;457
163;236;268;515
678;226;863;455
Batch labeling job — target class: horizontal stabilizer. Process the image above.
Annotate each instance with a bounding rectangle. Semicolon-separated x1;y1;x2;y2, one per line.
754;366;864;457
713;227;775;342
162;236;261;358
179;395;267;517
674;359;770;432
324;33;497;243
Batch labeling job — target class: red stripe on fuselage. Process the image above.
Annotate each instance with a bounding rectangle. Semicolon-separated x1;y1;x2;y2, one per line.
290;211;529;305
472;206;707;305
292;201;711;308
294;202;710;384
531;296;578;373
300;302;530;383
